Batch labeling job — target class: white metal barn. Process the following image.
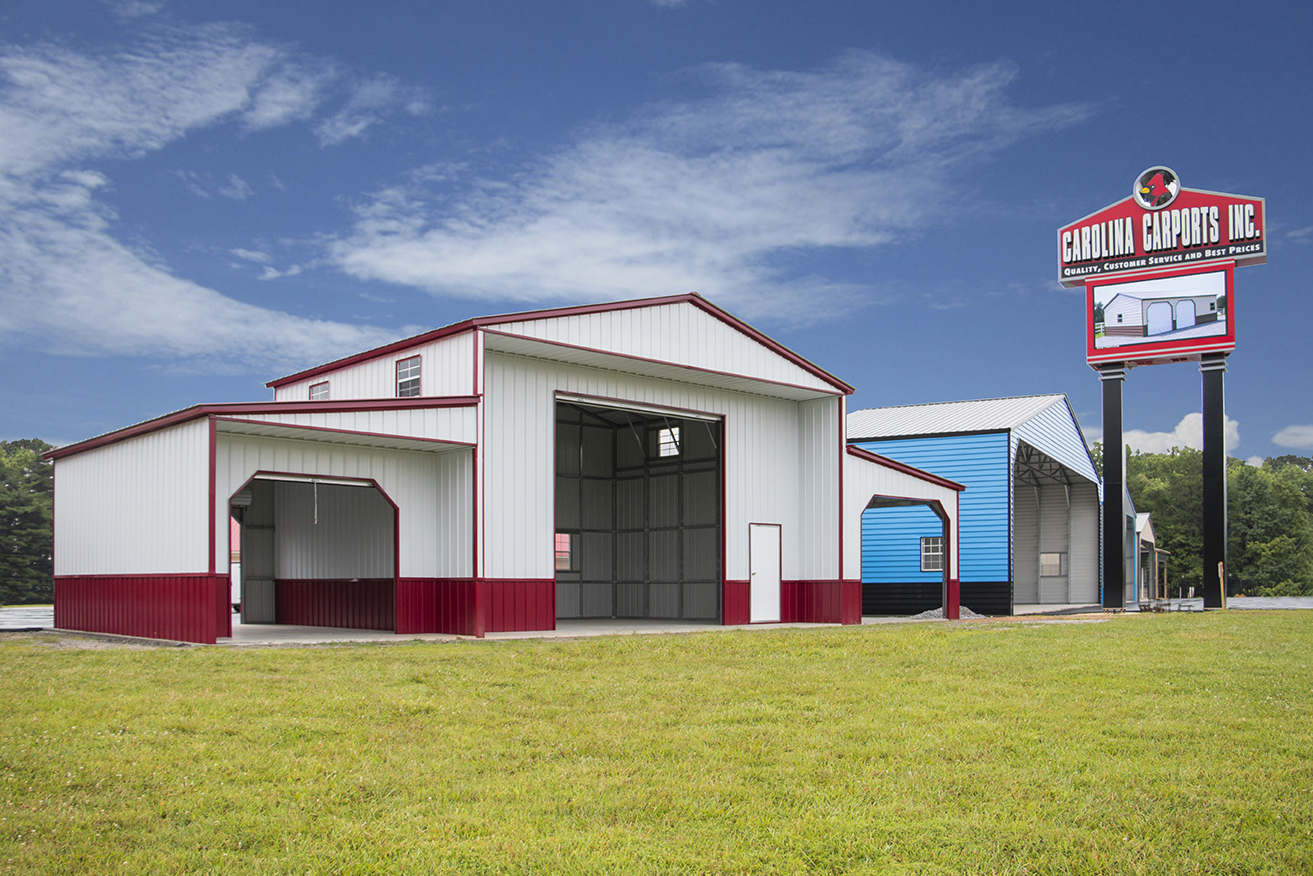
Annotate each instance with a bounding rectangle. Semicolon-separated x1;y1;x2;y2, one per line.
49;294;961;643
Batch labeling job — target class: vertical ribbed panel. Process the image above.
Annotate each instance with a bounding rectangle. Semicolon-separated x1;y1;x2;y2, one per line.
722;580;750;625
1038;483;1070;602
1014;484;1039;602
273;482;394;579
273;331;476;401
54;575;227;644
487;579;555;632
396;578;476;635
487;302;837;394
796;397;840;581
215;434;472;580
53;419;210;576
274;579;394;629
852;433;1009;582
1068;480;1100;603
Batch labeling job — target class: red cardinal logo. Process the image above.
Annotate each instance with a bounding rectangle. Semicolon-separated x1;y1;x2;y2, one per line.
1135;167;1179;209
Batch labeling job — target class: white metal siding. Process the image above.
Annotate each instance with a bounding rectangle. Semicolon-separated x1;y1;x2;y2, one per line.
272;482;394;579
53;419;210;576
842;453;960;582
1013;483;1039;602
273;331;476;401
482;351;832;583
797;397;840;581
1105;295;1143;327
215;433;472;579
1068;480;1100;603
1038;483;1070;602
486;302;837;395
235;406;478;444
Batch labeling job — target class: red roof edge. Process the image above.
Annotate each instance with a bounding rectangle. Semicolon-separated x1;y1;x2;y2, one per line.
266;293;855;395
45;396;481;461
845;445;966;492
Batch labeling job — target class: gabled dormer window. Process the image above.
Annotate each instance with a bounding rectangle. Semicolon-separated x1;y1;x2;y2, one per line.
309;381;329;400
397;356;421;397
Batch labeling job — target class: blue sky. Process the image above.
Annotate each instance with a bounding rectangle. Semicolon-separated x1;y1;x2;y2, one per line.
3;0;1310;462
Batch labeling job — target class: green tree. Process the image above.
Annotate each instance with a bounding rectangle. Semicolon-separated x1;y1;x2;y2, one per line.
1227;458;1313;596
1127;447;1204;590
0;439;55;604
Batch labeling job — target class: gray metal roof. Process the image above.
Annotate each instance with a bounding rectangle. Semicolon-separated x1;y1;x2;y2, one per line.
847;394;1068;440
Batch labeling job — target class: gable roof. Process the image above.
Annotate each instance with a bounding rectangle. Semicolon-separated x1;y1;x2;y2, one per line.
847;394;1068;440
267;293;854;395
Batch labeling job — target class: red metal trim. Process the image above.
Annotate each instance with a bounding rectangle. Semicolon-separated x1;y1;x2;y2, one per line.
486;329;843;399
266;293;854;395
845;445;967;492
45;396;480;460
720;418;728;625
213;417;477;448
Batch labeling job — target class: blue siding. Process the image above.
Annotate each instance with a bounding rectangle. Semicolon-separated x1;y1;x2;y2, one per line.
854;433;1010;583
861;505;943;583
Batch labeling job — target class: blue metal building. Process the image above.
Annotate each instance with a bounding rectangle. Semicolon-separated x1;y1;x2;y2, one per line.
847;395;1101;616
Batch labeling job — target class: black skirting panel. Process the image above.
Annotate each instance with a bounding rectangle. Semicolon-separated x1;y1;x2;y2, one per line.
862;581;1013;617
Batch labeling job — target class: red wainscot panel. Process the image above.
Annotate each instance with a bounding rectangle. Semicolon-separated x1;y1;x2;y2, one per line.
722;580;751;625
275;579;395;630
781;581;839;624
841;580;862;625
396;579;476;636
54;575;229;644
486;579;555;633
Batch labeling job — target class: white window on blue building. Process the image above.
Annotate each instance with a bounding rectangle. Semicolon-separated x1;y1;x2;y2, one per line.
920;536;944;572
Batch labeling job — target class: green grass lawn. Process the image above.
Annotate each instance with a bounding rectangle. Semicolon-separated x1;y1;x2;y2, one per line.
2;611;1310;875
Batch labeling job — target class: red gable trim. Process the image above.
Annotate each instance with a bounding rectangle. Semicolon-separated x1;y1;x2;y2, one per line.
845;445;966;492
266;293;855;395
45;396;480;460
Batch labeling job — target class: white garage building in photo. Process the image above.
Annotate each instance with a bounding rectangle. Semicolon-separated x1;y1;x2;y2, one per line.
48;294;961;643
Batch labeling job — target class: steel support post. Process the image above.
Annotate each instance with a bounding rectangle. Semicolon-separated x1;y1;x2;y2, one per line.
1201;354;1229;608
1100;364;1126;610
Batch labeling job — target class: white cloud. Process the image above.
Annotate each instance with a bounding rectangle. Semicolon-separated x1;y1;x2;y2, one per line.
1245;456;1264;467
330;52;1090;324
0;25;401;371
1124;412;1241;455
219;173;254;200
1273;425;1313;449
1287;226;1313;243
314;74;428;146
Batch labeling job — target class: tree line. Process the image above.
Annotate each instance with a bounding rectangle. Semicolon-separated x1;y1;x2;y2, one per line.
1094;443;1313;597
4;435;1310;604
1;439;54;605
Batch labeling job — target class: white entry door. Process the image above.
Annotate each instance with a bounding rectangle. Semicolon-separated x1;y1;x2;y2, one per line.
749;523;781;623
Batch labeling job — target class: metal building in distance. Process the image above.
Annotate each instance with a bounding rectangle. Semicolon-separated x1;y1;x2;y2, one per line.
48;294;961;642
847;395;1101;616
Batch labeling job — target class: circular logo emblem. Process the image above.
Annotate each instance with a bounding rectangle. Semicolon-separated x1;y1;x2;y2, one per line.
1133;166;1180;210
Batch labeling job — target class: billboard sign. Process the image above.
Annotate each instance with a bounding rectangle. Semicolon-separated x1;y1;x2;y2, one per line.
1086;262;1234;368
1059;167;1264;288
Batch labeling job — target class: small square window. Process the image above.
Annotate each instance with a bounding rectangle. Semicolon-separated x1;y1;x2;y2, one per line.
396;356;421;397
658;426;680;457
555;533;573;571
1116;314;1123;323
921;536;944;572
309;381;329;400
1040;552;1064;576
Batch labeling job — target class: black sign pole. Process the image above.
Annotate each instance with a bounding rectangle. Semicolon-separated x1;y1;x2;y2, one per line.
1201;354;1229;608
1100;363;1126;610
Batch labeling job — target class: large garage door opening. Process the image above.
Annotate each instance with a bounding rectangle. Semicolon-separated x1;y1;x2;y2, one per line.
230;475;397;630
554;400;722;621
